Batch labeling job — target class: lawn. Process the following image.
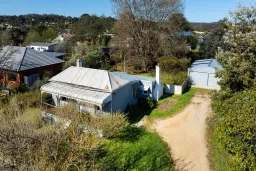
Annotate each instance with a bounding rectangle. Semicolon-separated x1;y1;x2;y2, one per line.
149;88;198;118
99;127;174;171
128;87;212;122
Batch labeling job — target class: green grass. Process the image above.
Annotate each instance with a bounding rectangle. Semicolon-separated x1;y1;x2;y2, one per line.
207;117;232;171
188;47;200;53
137;72;155;77
149;88;198;118
98;127;174;171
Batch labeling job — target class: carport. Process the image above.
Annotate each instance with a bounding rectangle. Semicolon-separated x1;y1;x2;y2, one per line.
188;59;223;90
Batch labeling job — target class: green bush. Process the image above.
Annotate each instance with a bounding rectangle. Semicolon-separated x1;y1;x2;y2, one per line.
9;91;41;111
211;90;256;170
158;56;190;73
187;35;199;50
161;71;188;85
134;65;142;71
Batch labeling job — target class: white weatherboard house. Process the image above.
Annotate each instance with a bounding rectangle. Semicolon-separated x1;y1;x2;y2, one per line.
188;59;223;90
28;42;56;52
41;61;163;115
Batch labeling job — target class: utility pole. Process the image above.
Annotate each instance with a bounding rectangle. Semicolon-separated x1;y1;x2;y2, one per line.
123;54;126;73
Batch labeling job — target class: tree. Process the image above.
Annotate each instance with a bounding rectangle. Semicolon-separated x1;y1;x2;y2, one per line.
199;19;226;58
168;13;193;32
187;35;198;50
23;26;57;45
111;0;184;71
64;43;110;70
73;14;115;40
216;4;256;93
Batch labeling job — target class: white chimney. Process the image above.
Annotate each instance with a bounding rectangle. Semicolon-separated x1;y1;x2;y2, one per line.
76;59;82;67
156;65;161;84
154;65;162;101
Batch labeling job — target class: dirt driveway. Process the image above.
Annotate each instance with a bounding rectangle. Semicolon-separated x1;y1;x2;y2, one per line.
153;94;212;171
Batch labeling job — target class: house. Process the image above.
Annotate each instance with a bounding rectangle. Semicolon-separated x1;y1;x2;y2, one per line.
40;60;163;115
0;46;64;87
52;34;73;44
27;42;56;52
41;52;66;60
188;59;223;90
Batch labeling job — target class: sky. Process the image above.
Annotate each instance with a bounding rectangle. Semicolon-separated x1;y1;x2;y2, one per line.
0;0;255;22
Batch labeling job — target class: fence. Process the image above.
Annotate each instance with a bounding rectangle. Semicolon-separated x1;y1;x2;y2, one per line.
164;80;188;95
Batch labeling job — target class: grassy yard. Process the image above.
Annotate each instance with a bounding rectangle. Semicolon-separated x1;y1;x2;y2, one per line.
128;87;212;122
150;88;207;118
100;128;174;171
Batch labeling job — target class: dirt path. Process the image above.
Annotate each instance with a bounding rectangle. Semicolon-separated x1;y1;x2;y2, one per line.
153;94;212;171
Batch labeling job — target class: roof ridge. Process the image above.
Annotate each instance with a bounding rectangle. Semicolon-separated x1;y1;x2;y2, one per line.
107;71;113;92
208;58;214;67
17;47;27;72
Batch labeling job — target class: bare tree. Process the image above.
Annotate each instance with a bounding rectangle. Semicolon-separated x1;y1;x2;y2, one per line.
111;0;184;70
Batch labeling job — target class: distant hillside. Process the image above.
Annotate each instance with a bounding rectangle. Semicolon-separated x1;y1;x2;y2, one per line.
191;22;217;32
0;14;79;31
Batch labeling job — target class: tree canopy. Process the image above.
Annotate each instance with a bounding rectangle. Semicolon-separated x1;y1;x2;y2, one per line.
216;4;256;93
23;25;57;45
111;0;185;71
73;14;115;40
199;20;226;58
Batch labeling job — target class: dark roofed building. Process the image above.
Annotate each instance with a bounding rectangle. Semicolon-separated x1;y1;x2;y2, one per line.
42;52;66;60
0;46;64;87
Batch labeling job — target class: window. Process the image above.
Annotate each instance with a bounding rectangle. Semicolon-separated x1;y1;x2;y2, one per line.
143;90;148;95
8;72;16;81
61;97;67;101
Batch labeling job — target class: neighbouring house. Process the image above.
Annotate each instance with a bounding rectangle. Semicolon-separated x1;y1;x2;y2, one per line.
40;60;163;116
41;52;66;60
52;34;74;44
0;46;64;87
27;42;56;52
188;59;223;90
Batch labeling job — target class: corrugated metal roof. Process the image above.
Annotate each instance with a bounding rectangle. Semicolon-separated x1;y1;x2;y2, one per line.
49;67;155;93
0;46;64;71
41;82;111;105
190;59;223;72
29;42;56;47
110;72;156;82
50;66;113;92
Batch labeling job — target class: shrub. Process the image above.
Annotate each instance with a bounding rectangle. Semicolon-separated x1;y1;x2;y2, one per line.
212;90;256;170
9;91;41;112
158;56;190;73
161;71;188;85
134;65;141;71
187;35;199;50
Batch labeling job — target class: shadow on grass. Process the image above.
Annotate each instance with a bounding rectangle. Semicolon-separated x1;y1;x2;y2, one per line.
118;126;145;142
126;98;156;124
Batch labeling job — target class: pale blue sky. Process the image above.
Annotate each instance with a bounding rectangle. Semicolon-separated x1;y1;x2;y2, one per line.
0;0;255;22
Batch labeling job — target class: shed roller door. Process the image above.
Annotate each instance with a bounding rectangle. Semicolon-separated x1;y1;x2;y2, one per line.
189;72;208;86
208;73;221;88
